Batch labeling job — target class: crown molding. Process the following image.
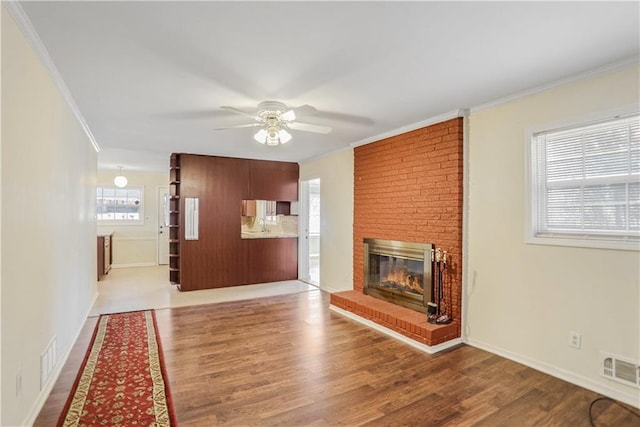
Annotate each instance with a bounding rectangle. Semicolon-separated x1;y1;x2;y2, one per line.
349;108;469;149
470;56;640;114
4;1;101;153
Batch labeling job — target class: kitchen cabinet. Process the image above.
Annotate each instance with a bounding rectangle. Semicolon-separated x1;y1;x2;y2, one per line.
246;238;298;284
241;200;257;217
249;159;299;201
97;234;112;280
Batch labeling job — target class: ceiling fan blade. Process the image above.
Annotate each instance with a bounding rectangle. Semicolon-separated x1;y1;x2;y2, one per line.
288;121;332;134
213;123;263;131
292;104;318;116
220;106;262;121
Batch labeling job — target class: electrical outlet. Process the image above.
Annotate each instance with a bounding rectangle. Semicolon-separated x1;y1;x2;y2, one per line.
569;331;582;349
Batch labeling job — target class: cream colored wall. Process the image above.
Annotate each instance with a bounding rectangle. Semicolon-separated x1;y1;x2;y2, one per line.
1;7;98;426
466;63;640;405
97;171;168;267
300;149;354;293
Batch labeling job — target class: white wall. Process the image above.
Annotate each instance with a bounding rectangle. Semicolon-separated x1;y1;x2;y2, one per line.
1;6;98;425
97;171;168;267
300;149;354;293
466;63;640;406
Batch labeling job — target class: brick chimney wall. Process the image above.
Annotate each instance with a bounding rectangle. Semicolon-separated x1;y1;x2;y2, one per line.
353;117;463;335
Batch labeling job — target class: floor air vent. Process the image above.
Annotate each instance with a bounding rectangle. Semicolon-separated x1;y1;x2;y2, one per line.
600;352;640;389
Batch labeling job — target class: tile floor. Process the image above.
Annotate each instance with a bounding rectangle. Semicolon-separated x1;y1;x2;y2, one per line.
90;265;319;317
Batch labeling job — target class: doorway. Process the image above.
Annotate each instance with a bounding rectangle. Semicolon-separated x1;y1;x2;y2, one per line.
299;178;320;286
157;187;169;265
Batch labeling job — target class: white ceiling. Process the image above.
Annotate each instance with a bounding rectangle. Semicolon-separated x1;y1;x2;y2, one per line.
20;1;640;173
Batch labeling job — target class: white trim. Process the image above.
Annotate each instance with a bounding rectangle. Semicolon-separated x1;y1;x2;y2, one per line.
526;235;640;252
350;109;468;149
298;179;311;283
111;262;156;269
330;305;463;355
320;284;348;294
461;113;470;341
471;56;640;114
21;291;99;426
524;104;640;139
108;236;156;242
465;337;640;409
4;2;101;153
157;186;170;266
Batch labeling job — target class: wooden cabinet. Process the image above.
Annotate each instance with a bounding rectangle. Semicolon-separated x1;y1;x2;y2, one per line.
178;154;250;290
170;153;299;291
249;159;299;201
246;238;298;284
97;234;112;280
241;200;257;217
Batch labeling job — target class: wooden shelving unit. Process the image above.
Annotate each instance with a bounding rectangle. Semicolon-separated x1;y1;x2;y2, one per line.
169;153;181;286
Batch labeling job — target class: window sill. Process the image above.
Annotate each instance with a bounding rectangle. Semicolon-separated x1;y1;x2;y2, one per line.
97;221;145;226
526;235;639;251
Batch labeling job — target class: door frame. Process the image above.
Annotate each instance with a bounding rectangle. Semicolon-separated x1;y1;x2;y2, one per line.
157;186;170;265
298;179;311;283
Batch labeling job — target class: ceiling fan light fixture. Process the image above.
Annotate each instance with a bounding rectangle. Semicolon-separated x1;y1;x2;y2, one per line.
221;100;333;147
278;129;292;144
253;128;268;144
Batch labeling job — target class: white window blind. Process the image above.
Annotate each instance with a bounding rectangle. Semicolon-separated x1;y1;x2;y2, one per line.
531;114;639;246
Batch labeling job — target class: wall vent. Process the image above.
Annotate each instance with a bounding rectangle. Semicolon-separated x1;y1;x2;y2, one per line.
40;336;57;389
600;351;640;389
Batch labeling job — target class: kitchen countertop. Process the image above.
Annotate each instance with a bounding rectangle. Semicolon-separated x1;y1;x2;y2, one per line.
241;231;298;239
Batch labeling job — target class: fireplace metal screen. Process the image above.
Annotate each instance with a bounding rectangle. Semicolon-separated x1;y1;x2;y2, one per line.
364;239;434;313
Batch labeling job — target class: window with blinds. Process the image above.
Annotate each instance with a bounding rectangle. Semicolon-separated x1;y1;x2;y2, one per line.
531;113;639;248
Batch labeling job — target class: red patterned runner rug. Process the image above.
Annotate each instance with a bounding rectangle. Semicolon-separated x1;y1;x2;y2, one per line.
57;310;177;426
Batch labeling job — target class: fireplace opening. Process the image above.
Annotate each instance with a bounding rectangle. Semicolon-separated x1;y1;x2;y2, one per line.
364;239;434;313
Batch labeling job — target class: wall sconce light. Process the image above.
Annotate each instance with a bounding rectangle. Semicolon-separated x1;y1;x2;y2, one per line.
114;166;128;188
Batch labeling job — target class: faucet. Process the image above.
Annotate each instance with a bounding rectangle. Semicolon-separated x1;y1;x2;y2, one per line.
258;217;269;232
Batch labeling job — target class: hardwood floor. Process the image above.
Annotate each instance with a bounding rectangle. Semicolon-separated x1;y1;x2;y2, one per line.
35;290;637;426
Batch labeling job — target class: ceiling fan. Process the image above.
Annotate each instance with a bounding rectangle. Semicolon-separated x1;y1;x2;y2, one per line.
214;101;332;146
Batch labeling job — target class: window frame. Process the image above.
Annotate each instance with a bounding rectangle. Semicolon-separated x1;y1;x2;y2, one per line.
96;185;145;225
525;106;639;251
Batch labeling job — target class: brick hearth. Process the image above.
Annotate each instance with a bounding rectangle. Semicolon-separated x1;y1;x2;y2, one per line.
330;291;458;346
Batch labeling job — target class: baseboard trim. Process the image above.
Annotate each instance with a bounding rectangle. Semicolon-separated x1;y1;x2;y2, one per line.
465;337;640;408
330;305;463;355
22;291;99;426
321;285;350;294
110;262;156;269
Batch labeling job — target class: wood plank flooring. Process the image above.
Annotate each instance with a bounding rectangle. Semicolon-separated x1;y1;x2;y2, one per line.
35;290;638;426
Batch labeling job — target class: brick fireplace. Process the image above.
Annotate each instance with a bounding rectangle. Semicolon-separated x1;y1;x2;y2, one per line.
330;117;463;347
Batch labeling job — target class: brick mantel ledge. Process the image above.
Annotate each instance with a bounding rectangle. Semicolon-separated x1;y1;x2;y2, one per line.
330;291;459;347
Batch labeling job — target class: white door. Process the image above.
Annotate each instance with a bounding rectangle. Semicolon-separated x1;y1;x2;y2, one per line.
298;181;310;282
157;187;170;265
298;179;320;286
308;179;321;286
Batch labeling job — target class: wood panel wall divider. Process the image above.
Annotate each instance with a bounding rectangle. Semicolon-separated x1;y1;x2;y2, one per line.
170;153;299;291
